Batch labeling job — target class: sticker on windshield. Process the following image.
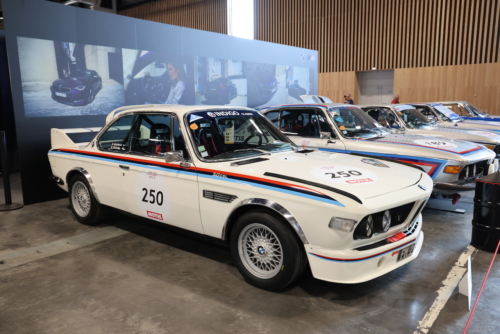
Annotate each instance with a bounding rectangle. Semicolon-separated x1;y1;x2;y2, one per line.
189;115;203;123
136;171;170;222
467;130;500;138
414;139;458;149
225;126;234;144
361;158;389;168
310;166;379;185
207;112;217;117
190;123;199;130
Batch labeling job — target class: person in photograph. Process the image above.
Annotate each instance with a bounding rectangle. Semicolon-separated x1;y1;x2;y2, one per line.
165;61;187;104
343;93;354;104
391;95;400;103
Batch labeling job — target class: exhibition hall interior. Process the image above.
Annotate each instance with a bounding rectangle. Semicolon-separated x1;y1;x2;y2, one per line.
1;0;500;333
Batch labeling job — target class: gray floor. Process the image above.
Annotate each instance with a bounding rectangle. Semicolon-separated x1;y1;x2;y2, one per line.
0;176;499;333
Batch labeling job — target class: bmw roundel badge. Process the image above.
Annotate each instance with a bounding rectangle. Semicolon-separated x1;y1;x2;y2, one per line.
418;185;427;191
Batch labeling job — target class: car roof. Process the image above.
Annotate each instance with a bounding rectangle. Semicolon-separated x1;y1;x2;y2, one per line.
106;104;257;124
358;103;410;108
260;103;359;110
434;101;469;104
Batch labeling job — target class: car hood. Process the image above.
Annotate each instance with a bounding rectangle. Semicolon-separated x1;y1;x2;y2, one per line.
366;133;487;156
52;77;86;88
444;121;500;134
210;150;426;202
406;126;500;144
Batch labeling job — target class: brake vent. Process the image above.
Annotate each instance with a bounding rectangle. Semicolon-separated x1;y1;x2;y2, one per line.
203;190;237;203
231;157;269;166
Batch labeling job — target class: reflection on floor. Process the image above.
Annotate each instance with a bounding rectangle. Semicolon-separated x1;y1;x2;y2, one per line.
0;189;497;334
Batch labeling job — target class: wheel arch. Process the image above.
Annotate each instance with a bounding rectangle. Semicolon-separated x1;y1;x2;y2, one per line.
66;167;101;203
222;198;309;244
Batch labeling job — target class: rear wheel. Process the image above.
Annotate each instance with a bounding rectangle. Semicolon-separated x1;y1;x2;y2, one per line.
87;88;94;104
69;174;105;225
230;210;307;290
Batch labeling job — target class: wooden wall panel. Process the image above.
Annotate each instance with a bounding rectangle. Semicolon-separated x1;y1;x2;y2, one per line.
119;0;227;34
394;63;500;115
318;72;359;104
254;0;500;73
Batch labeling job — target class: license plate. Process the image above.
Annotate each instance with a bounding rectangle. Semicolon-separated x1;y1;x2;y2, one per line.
55;92;66;97
397;243;415;262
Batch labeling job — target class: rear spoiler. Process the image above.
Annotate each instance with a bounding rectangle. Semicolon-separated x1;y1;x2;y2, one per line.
50;127;101;149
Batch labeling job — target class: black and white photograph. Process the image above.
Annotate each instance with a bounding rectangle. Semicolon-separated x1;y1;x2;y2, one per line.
18;37;125;117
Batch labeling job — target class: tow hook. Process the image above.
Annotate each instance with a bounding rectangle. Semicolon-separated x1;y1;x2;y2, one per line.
452;193;461;205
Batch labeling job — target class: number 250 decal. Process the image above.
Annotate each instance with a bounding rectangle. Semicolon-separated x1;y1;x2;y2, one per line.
142;188;164;205
325;170;362;178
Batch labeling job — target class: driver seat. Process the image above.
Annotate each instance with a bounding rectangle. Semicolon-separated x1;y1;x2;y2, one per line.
150;123;172;156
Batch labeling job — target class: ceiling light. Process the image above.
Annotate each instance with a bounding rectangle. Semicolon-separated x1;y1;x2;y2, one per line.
372;67;377;70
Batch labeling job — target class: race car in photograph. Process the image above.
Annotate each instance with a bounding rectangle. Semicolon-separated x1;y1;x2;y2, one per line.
361;104;500;156
204;77;237;104
259;103;497;196
50;69;102;106
410;102;500;135
436;101;500;121
48;105;432;290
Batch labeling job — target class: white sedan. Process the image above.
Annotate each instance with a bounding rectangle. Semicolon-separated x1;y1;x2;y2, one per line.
48;105;432;290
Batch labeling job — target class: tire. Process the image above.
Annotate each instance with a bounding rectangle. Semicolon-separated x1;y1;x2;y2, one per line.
69;174;106;225
230;210;307;290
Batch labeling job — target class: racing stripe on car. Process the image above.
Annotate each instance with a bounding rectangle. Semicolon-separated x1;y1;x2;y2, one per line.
50;149;345;207
309;238;417;262
318;148;445;179
358;139;484;155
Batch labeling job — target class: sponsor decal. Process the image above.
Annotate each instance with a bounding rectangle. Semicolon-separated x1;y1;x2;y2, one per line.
414;139;458;149
190;123;199;130
361;158;389;168
147;211;163;220
310;166;379;185
467;130;500;138
208;111;240;117
213;173;227;178
207;112;217;117
110;143;126;150
147;171;157;179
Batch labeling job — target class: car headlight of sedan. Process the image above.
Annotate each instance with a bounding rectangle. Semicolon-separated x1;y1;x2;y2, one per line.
75;85;86;91
374;210;391;232
328;217;357;232
353;215;374;239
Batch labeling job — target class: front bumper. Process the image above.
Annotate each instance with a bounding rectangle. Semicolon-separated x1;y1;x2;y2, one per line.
305;214;424;284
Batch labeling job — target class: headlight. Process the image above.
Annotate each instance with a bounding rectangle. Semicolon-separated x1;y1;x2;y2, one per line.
329;217;357;232
484;144;495;150
444;165;461;174
374;210;391;232
75;85;86;91
354;215;374;239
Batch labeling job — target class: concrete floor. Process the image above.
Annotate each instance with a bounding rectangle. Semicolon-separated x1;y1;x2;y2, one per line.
0;175;499;333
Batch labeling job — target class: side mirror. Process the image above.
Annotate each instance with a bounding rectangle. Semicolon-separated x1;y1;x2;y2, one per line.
165;150;184;163
320;132;332;140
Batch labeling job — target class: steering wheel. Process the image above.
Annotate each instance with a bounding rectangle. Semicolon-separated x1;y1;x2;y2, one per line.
243;133;263;146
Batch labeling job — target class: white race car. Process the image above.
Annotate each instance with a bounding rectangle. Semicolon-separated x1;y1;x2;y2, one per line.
48;105;432;290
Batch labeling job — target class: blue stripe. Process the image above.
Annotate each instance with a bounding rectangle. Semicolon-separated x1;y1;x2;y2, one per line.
309;240;416;263
50;150;344;206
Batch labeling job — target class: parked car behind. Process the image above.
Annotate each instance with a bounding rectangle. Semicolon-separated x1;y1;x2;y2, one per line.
360;104;500;156
437;101;500;121
204;77;237;104
48;104;432;290
260;103;497;195
50;69;102;106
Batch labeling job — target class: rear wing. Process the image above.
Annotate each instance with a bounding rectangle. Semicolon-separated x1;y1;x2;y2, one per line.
50;127;101;149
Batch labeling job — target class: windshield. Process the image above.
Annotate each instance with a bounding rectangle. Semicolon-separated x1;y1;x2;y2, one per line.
187;110;295;161
394;105;434;129
328;106;389;138
465;103;489;116
432;104;462;122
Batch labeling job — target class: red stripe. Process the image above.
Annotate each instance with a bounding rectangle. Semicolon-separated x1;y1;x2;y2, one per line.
396;159;439;176
312;238;416;262
56;148;328;197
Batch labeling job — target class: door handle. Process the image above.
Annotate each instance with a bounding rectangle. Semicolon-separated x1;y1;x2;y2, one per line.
119;165;130;170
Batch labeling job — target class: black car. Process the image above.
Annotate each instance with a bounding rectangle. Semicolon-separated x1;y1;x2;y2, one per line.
204;77;237;104
287;81;306;101
50;69;102;106
247;68;278;108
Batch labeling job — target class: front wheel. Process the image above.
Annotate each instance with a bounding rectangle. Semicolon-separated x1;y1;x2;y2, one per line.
230;210;307;290
69;174;106;225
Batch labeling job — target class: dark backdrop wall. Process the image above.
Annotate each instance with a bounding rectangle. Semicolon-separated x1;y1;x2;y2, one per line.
2;0;317;205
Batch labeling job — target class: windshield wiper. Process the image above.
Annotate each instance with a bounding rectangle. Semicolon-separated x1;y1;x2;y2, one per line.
213;148;271;158
257;142;294;150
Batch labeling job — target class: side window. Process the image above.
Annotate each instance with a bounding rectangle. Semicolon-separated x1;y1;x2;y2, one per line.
173;117;191;160
129;114;172;157
98;115;136;152
379;108;398;127
265;111;280;127
279;109;320;138
457;105;468;116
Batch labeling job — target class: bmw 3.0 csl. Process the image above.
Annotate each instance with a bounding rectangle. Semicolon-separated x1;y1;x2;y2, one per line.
48;105;432;290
